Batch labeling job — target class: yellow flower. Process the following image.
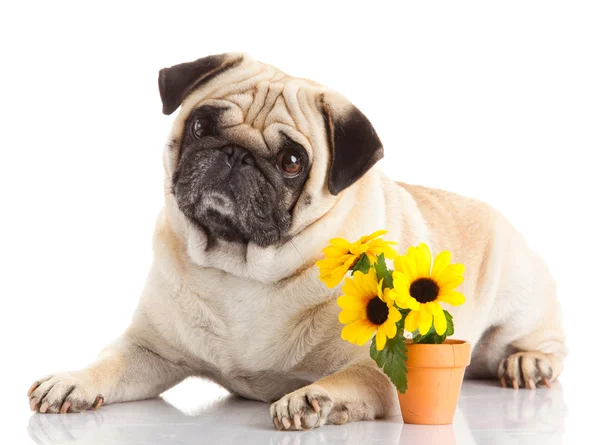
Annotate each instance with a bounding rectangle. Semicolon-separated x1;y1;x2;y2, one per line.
390;243;466;336
316;230;398;288
338;268;402;351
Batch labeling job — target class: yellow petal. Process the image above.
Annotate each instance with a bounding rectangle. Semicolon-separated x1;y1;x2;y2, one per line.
329;238;351;248
383;319;398;338
404;296;421;311
375;327;387;350
394;255;419;282
342;320;368;343
341;323;355;341
350;243;369;255
418;309;433;335
388;286;407;303
415;243;432;277
360;230;387;243
394;294;420;311
316;257;344;268
338;309;363;324
419;301;431;314
405;310;419;332
431;305;447;335
440;277;465;293
393;256;403;273
349;272;365;296
389;286;410;303
366;238;396;252
363;269;379;296
337;295;362;309
438;290;466;306
343;254;359;267
388;306;402;323
392;271;411;292
406;246;420;271
323;276;342;288
341;277;361;298
377;279;385;301
382;287;395;306
323;246;349;258
357;323;376;345
431;250;452;280
382;246;398;259
365;252;377;263
436;264;466;290
332;264;351;280
394;297;411;310
428;301;443;315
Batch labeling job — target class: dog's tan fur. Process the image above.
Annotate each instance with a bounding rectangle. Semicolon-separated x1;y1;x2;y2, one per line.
28;53;566;429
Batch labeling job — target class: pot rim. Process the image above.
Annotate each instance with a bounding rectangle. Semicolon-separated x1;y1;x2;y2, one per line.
404;339;471;368
406;339;468;346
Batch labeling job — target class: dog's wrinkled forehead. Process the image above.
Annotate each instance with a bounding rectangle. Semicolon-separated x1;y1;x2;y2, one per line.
159;52;385;197
161;53;323;158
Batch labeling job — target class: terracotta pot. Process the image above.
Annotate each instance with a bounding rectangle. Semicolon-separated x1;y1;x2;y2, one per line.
398;339;471;425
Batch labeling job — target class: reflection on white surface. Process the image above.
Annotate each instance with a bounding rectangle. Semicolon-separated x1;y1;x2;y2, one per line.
26;380;566;445
399;407;476;445
460;380;567;444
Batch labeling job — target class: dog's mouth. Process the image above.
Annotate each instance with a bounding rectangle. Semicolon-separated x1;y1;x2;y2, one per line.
172;148;290;247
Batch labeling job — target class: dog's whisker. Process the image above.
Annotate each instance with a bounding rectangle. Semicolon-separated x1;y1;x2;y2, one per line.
289;239;305;265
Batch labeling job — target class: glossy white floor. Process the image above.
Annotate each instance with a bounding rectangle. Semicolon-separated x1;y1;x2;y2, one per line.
17;376;578;445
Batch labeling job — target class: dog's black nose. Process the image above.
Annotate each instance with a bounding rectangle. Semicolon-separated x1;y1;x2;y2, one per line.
221;145;255;167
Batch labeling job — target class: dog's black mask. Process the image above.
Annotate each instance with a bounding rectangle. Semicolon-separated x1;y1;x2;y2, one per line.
172;106;310;247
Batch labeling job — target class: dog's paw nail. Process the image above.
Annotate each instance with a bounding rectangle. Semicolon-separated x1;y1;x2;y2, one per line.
271;385;332;430
60;401;71;414
28;372;104;414
498;352;554;391
93;396;104;410
311;399;321;412
28;382;40;397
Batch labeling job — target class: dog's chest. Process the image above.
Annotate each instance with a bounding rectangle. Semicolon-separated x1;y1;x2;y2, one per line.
178;271;333;399
217;287;298;366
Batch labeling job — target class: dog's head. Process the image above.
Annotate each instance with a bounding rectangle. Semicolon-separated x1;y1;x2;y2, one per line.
160;53;383;248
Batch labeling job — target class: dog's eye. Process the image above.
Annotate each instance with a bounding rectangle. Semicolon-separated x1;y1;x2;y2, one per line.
277;149;304;178
192;117;207;139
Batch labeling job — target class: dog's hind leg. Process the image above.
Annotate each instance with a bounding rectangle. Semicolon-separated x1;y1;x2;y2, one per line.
472;262;567;389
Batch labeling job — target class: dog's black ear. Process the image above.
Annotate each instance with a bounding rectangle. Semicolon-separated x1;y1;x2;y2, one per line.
321;96;384;195
158;53;244;115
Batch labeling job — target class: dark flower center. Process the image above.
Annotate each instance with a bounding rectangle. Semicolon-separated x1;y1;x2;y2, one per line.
409;278;440;303
366;297;389;325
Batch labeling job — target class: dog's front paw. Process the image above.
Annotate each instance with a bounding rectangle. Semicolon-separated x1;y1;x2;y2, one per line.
270;384;342;430
28;372;104;414
498;352;553;390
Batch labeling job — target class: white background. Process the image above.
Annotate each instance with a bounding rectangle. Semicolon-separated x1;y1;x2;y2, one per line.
1;1;599;443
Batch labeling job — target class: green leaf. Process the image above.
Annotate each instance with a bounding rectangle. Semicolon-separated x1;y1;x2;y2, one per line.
412;327;446;344
373;253;393;289
398;308;411;319
370;330;408;394
444;310;454;337
351;253;371;275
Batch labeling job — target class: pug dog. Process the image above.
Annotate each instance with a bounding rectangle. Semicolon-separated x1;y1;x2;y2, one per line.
28;53;567;430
